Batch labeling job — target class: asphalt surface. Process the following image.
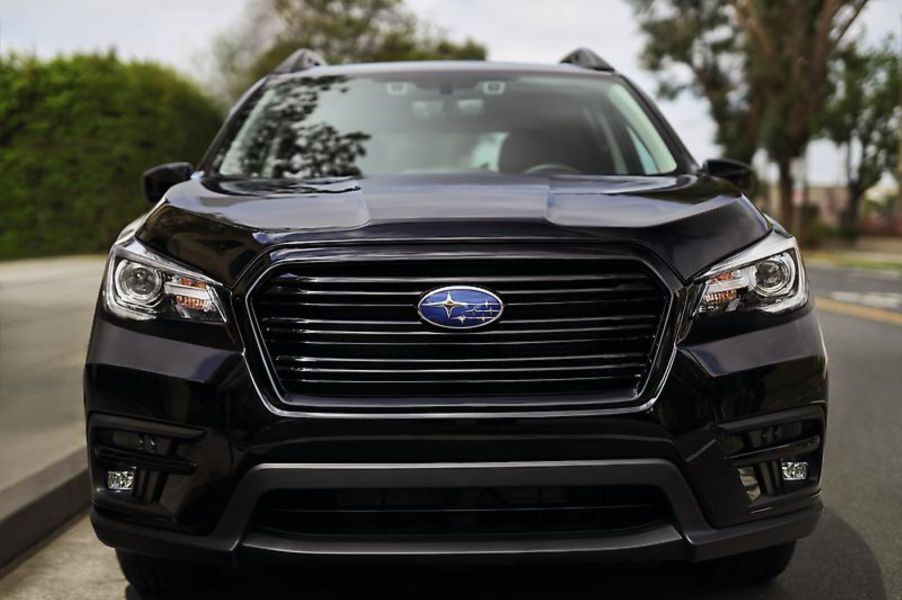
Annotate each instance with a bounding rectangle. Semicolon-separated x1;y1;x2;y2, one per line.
0;256;106;489
0;261;900;599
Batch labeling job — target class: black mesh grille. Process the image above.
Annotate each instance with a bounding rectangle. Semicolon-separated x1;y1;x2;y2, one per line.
253;485;669;537
251;255;668;397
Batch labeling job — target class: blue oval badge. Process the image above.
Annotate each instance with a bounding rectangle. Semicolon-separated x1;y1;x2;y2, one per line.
417;286;504;330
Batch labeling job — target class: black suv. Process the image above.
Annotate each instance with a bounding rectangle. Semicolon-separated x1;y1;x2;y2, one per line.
85;49;826;595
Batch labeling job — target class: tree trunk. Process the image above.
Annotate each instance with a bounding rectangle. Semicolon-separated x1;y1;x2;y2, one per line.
844;179;862;232
840;143;860;231
777;157;795;232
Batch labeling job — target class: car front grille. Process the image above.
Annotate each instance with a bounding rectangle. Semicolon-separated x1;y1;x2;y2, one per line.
250;252;669;398
252;485;669;537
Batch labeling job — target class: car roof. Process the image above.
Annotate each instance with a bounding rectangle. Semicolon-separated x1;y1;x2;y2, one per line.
271;60;619;80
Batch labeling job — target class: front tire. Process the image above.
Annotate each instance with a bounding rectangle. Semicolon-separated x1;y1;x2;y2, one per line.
704;541;796;585
116;550;217;598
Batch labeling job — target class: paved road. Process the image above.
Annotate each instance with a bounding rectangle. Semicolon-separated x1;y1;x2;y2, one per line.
0;256;106;490
808;261;902;313
1;262;901;599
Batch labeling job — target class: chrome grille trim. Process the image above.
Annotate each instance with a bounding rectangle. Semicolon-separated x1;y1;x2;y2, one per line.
261;286;657;296
278;363;646;375
292;375;644;385
261;314;659;325
248;250;672;402
296;336;654;346
262;324;658;336
273;353;646;364
281;273;649;283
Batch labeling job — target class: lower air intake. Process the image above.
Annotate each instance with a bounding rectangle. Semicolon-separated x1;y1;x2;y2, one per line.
253;485;669;537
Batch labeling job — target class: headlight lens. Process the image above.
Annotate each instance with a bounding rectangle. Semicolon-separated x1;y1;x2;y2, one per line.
754;255;795;296
114;261;163;305
104;242;225;322
697;231;807;316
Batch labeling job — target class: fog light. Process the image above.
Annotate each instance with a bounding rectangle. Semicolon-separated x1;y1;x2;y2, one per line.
106;468;136;492
781;460;808;482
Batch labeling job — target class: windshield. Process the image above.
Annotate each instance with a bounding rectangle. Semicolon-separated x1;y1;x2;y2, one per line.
212;72;680;179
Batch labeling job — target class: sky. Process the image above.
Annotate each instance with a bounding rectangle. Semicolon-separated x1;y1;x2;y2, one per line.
2;0;900;185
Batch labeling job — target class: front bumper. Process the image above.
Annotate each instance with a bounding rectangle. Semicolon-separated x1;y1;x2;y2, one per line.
84;276;827;565
91;459;821;566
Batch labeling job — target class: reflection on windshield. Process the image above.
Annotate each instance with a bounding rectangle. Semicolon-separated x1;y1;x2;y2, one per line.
214;73;680;179
220;77;370;179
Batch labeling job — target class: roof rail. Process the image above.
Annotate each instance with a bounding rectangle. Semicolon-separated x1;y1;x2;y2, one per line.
272;49;328;74
560;48;614;72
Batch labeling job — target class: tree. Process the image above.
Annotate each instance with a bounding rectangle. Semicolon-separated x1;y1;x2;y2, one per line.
738;0;869;228
896;81;902;207
628;0;869;229
819;37;901;230
211;0;487;101
628;0;761;164
0;52;223;259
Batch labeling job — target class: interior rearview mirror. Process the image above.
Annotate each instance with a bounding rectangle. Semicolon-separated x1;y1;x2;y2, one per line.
702;158;756;198
142;162;194;204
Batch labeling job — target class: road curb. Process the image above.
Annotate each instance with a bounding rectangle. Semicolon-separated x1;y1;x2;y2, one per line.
0;448;90;570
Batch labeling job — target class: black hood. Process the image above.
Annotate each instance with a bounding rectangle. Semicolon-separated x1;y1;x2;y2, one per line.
136;173;770;286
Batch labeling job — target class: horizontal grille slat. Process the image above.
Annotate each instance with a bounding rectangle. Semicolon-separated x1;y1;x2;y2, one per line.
267;323;655;337
273;353;645;365
277;363;645;375
260;286;658;298
284;375;642;385
275;273;648;284
255;298;662;309
260;314;659;327
251;254;668;398
294;335;653;346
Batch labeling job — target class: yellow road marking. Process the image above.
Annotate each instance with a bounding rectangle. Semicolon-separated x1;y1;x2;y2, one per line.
816;297;902;326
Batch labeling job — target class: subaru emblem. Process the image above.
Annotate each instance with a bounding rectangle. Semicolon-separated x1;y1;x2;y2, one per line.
417;286;504;330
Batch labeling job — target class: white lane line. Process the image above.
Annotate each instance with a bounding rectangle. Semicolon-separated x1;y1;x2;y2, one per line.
829;291;902;310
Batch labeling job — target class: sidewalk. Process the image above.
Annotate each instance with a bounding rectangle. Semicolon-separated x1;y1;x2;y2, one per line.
0;255;106;568
0;516;125;600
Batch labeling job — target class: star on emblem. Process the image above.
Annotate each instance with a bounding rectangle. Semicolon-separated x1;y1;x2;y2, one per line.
422;292;472;318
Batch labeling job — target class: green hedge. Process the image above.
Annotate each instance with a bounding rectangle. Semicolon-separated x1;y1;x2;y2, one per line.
0;52;224;259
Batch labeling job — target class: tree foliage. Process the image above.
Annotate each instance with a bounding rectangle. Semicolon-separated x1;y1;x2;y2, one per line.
819;37;901;227
629;0;760;164
628;0;870;228
0;53;223;259
211;0;487;101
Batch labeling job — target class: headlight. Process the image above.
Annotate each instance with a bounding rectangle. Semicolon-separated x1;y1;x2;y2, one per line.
696;231;807;316
104;240;225;322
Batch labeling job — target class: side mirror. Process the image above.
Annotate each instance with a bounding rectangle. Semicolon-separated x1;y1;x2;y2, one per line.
702;158;756;197
142;162;194;204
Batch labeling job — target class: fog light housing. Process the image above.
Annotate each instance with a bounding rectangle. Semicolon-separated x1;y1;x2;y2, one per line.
737;466;762;501
780;460;809;482
106;468;136;492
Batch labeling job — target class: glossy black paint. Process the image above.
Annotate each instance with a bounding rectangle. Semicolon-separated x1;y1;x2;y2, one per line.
84;59;826;566
141;162;194;204
138;173;769;286
85;296;825;533
702;158;756;197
